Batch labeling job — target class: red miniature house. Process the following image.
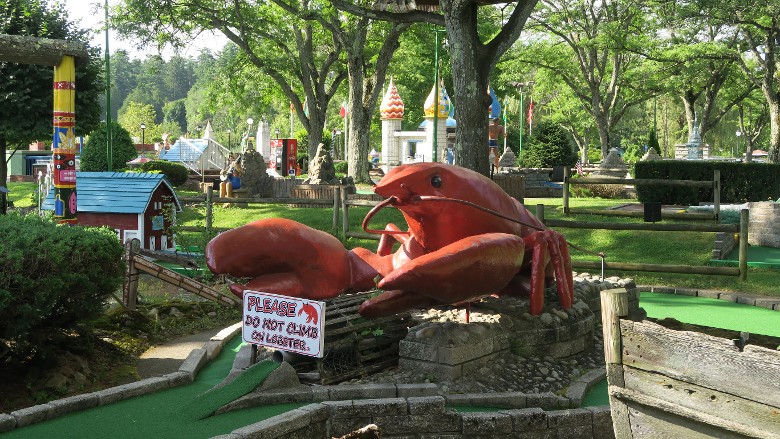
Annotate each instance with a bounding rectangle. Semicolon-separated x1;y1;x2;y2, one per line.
42;172;183;250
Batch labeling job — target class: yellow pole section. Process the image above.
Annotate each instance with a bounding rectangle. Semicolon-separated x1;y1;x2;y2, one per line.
53;55;77;224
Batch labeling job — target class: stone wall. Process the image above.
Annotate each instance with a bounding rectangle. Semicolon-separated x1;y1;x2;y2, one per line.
501;169;562;198
748;201;780;248
214;396;614;439
712;231;738;259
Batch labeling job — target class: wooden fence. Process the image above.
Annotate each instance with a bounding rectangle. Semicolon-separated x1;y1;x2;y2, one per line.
177;178;748;281
558;168;749;279
563;168;721;221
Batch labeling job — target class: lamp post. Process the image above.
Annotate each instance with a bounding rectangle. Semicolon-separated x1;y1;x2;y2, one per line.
334;129;341;159
736;130;742;159
510;81;530;158
432;27;446;163
227;129;231;151
140;123;146;150
275;128;280;139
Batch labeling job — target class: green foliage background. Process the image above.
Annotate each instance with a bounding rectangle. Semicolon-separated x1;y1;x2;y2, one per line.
139;160;189;186
519;121;578;168
80;122;138;171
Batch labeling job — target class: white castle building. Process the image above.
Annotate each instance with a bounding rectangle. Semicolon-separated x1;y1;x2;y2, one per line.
379;78;452;173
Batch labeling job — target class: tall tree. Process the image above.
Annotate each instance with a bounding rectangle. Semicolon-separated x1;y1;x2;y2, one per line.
115;0;346;160
650;2;755;145
0;0;103;184
692;0;780;163
331;0;539;175
273;1;409;183
107;49;141;121
517;0;651;159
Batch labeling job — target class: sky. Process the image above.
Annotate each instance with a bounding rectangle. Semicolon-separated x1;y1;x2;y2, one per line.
60;0;229;59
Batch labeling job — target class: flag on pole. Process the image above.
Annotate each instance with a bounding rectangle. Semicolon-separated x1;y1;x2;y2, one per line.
339;101;348;119
575;159;584;176
527;100;534;125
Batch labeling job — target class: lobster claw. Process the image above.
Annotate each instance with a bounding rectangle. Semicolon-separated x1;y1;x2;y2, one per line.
359;233;525;317
205;218;355;300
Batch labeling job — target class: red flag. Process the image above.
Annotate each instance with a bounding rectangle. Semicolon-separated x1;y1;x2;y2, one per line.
339;101;348;118
527;100;534;125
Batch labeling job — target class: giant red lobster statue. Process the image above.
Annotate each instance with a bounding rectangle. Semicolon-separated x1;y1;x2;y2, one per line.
205;163;574;318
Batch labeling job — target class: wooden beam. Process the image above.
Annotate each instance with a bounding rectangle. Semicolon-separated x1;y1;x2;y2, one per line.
0;34;89;66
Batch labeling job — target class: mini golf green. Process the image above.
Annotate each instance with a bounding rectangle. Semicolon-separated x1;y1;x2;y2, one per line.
709;245;780;269
640;291;780;338
6;292;778;437
3;337;304;439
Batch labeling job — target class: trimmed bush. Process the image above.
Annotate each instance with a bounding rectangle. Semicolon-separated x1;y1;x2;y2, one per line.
635;161;780;204
519;121;578;168
139;160;189;187
80;121;138;172
0;213;124;363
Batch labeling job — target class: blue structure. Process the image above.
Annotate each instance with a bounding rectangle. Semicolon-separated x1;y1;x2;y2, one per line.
42;172;182;250
158;138;230;174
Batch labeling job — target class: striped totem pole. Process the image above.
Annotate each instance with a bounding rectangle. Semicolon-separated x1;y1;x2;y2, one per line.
52;55;77;223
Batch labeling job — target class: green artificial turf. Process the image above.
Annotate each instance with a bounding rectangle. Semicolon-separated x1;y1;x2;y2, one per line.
581;378;609;407
709;245;780;269
3;337;303;439
640;291;780;337
179;359;280;420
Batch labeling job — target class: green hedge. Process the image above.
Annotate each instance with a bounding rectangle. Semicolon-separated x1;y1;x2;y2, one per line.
635;161;780;204
139;160;189;187
0;213;124;363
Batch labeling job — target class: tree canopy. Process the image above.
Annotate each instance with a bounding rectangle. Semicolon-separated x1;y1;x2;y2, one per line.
0;0;103;183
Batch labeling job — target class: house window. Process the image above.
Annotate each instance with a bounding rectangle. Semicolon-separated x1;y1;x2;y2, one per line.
149;237;156;250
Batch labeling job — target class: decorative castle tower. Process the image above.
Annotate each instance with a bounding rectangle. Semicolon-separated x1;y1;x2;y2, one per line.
380;78;405;172
423;79;450;163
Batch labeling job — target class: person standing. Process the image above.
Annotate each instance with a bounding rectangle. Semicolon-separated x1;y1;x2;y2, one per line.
488;117;505;170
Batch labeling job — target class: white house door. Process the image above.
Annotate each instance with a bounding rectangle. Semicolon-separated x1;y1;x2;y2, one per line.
148;237;156;250
124;230;139;244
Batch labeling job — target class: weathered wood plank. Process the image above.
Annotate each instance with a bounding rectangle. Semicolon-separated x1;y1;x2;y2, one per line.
570;177;713;187
544;218;738;233
619;320;780;408
0;34;89;66
623;367;780;436
623;400;754;439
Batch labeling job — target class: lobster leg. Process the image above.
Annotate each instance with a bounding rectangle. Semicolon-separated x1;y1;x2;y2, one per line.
546;231;574;309
376;223;409;256
522;232;550;315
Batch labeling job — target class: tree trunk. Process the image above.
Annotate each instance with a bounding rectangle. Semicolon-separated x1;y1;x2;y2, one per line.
342;21;406;184
0;135;7;187
768;102;780;163
594;108;611;158
346;78;372;183
443;1;492;175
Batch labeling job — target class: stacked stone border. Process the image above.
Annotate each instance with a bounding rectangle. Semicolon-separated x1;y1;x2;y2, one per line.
2;284;776;437
211;396;614;439
0;323;243;433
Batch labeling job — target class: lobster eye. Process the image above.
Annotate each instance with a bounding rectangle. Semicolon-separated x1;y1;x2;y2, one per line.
431;175;442;188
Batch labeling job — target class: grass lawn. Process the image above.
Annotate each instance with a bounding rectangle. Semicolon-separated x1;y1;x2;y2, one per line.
6;181;778;297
